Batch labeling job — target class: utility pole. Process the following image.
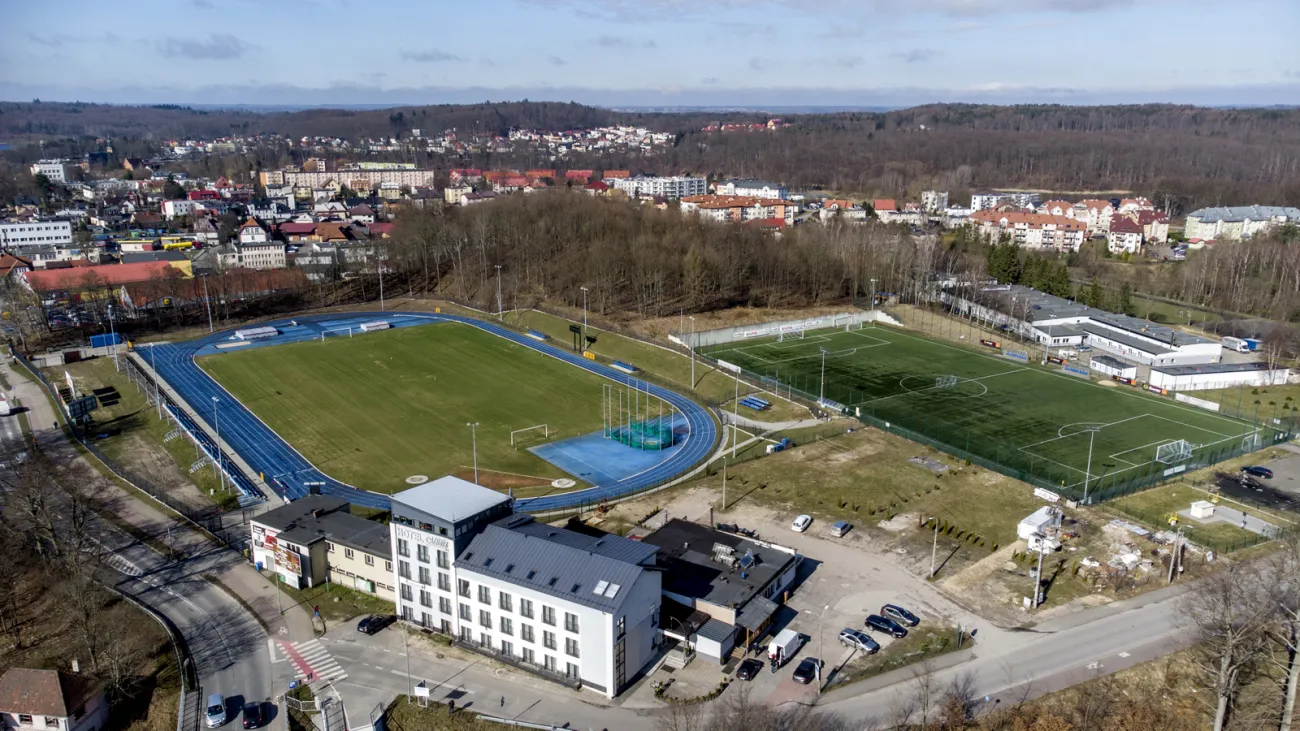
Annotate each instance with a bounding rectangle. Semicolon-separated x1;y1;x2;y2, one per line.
378;245;386;312
201;274;214;333
580;286;589;342
1033;542;1046;609
804;605;830;692
721;458;727;510
212;396;225;492
869;278;877;311
930;518;939;578
467;422;479;483
1167;527;1183;584
819;347;829;402
688;316;696;388
107;304;119;372
1083;426;1100;504
732;371;739;458
495;265;503;321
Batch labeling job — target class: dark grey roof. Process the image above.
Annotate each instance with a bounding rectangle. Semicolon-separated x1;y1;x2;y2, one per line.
255;494;392;560
725;179;785;189
984;283;1211;347
458;524;654;613
392;476;512;524
697;618;736;643
121;251;188;263
1090;354;1137;370
1080;323;1173;355
735;596;778;631
1189;205;1300;223
501;515;658;565
640;519;799;611
1152;361;1285;377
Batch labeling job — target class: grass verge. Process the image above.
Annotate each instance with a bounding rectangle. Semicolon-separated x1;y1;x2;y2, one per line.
828;624;969;687
385;695;494;731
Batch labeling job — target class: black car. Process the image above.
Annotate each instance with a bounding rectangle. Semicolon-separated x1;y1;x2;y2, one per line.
357;615;393;635
865;614;908;638
881;604;920;627
241;702;262;730
792;657;821;685
1243;466;1274;479
736;658;763;681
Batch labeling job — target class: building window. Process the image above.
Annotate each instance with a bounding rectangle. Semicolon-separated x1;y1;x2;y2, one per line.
437;550;449;569
522;647;535;664
43;719;58;729
417;544;429;563
543;631;556;650
418;567;431;585
17;716;32;726
566;662;579;679
498;592;512;612
400;584;413;602
398;561;411;580
542;606;555;626
385;561;392;572
500;617;513;636
479;609;492;629
439;597;451;615
438;573;450;592
344;548;354;559
458;579;470;598
459;626;472;642
479;632;491;647
566;638;580;658
326;542;335;553
501;639;514;657
565;612;579;633
617;616;625;638
365;554;374;567
521;624;534;643
459;603;471;621
520;598;533;619
478;586;491;604
544;655;556;672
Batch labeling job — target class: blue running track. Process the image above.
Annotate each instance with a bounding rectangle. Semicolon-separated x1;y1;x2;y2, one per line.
141;312;718;512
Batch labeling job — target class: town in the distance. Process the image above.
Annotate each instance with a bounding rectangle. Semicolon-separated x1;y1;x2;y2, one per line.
2;62;1300;731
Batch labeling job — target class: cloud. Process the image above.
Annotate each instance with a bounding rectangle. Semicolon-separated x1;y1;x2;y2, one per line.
547;56;567;66
400;49;465;63
540;0;1143;20
893;48;938;63
29;32;119;48
479;58;497;67
595;35;657;49
157;34;252;60
701;77;720;85
825;55;865;68
748;57;771;71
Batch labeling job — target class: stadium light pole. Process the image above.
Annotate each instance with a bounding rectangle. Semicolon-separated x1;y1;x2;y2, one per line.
107;304;119;372
378;244;386;312
212;396;226;492
580;286;589;342
819;347;829;402
201;274;214;333
688;316;696;388
495;265;503;322
869;278;877;311
467;422;480;484
150;345;161;420
1083;426;1101;504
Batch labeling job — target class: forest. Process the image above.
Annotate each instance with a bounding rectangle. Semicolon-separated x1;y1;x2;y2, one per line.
3;101;1299;210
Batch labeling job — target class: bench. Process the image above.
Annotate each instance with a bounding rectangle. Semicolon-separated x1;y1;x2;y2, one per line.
611;361;639;374
739;396;771;411
526;330;549;341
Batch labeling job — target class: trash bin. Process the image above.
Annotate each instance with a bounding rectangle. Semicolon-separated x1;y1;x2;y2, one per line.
256;561;263;571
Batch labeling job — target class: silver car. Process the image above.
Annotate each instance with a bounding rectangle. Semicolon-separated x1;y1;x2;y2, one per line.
838;628;879;654
205;694;227;728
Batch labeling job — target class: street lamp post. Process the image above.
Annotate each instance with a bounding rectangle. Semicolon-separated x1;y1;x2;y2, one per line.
212;396;226;492
688;316;696;388
819;347;829;402
201;274;214;333
107;304;119;372
495;265;503;321
378;246;386;312
869;278;877;311
804;605;830;692
467;422;479;483
580;286;589;343
1083;426;1101;504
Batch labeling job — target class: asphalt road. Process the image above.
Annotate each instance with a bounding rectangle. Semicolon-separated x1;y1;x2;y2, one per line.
0;356;289;731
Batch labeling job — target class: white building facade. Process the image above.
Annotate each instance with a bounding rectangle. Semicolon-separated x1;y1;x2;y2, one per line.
0;220;74;247
921;190;949;213
29;160;69;183
390;477;662;698
714;179;788;199
612;175;707;200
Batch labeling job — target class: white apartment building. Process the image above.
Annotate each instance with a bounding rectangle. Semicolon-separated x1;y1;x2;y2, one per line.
612;175;707;200
0;220;73;247
29;159;69;183
1184;205;1300;241
713;179;788;199
260;168;438;192
237;242;287;269
969;211;1086;252
390;477;662;698
1071;200;1115;235
161;200;197;219
970;193;1002;211
920;190;949;213
680;195;798;225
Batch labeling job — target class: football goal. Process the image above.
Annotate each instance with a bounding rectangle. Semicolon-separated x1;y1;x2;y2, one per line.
1155;439;1194;465
777;329;805;342
510;424;549;446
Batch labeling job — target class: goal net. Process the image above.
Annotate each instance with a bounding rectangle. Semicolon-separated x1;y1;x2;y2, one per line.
607;419;674;450
510;424;549;446
777;329;805;342
1155;439;1194;465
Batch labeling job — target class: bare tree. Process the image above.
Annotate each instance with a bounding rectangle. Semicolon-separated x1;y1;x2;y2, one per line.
1183;565;1276;731
1271;532;1300;731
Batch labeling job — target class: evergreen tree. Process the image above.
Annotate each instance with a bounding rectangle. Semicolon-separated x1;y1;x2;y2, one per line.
1085;278;1105;309
1117;282;1134;315
1048;264;1073;298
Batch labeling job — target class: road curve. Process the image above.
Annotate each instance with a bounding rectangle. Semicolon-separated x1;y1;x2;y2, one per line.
144;312;718;512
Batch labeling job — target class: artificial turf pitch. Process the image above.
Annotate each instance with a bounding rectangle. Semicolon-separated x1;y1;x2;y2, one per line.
197;322;606;492
701;325;1282;495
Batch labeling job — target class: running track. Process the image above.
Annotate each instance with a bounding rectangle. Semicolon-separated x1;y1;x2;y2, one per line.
140;312;718;512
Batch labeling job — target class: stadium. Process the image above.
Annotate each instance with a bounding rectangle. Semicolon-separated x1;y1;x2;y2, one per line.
697;320;1289;502
126;312;718;512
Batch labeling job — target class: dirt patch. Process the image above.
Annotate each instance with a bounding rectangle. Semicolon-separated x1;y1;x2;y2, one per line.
449;468;554;490
113;433;218;517
1098;380;1118;387
877;512;918;532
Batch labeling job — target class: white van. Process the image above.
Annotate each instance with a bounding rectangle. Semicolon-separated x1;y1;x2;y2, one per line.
768;629;804;667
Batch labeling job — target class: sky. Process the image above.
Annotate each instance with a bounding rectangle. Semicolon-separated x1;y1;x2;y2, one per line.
3;0;1299;108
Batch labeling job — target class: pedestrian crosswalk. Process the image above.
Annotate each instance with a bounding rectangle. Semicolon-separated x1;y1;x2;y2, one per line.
273;639;348;686
103;552;144;577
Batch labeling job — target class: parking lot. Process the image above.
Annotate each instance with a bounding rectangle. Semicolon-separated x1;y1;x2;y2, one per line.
1215;447;1300;512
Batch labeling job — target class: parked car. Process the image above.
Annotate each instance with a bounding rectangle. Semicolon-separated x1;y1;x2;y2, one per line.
736;658;764;681
1243;466;1274;479
791;514;813;532
829;520;852;537
881;604;920;627
792;657;822;685
204;694;227;728
241;703;262;730
839;628;880;654
357;615;393;635
865;614;908;638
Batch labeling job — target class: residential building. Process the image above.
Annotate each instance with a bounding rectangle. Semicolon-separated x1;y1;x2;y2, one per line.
679;195;798;225
872;199;897;215
611;175;706;200
259;168;438;193
920;190;949;213
714;180;788;200
640;520;799;665
390;477;662;698
1126;209;1170;244
970;193;1002;211
0;254;32;283
0;668;108;731
0;220;74;247
238;217;269;245
818;199;868;222
1107;216;1144;254
1184;205;1300;242
1072;199;1115;235
250;494;395;601
29;160;69;183
1118;197;1155;214
444;185;472;205
1036;200;1073;217
161;200;196;219
969;211;1087;252
236;241;287;270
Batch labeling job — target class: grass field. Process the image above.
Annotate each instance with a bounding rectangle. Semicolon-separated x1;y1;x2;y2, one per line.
198;322;609;493
701;324;1284;499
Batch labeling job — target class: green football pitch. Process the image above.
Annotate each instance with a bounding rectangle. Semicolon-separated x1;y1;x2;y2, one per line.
198;322;606;493
701;325;1283;497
